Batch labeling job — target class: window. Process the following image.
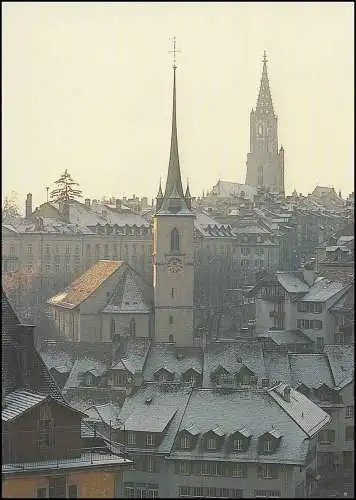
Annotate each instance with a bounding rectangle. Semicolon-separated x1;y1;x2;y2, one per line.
36;487;48;498
125;486;135;498
55;263;60;272
318;429;335;443
264;439;273;452
316;336;324;350
241;247;250;256
180;434;191;449
262;463;272;479
171;228;180;252
147;456;154;473
145;433;155;446
345;426;354;441
27;245;32;255
255;490;281;498
45;264;51;273
314;320;322;330
178;461;191;475
171;288;174;298
26;263;33;273
68;484;78;498
233;438;244;451
207;438;216;450
232;462;247;478
346;406;354;419
129;318;136;337
110;318;116;335
169;334;174;343
127;431;136;445
169;315;174;325
201;462;209;475
113;373;127;386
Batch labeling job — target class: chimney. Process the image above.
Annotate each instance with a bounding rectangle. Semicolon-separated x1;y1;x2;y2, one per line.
283;385;291;402
25;193;33;218
16;324;35;379
116;199;122;210
302;267;316;286
85;198;91;207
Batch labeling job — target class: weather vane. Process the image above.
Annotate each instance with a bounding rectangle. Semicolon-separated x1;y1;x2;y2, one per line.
169;36;181;69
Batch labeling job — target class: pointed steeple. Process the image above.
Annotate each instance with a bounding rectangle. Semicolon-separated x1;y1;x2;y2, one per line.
164;65;185;199
157;38;191;215
185;179;192;209
256;51;275;116
156;178;163;211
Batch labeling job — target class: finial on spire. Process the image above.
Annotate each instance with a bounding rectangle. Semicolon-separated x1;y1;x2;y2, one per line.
169;36;181;70
263;50;268;64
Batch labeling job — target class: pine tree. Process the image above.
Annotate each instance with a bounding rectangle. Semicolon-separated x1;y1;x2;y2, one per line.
50;169;83;203
2;191;20;219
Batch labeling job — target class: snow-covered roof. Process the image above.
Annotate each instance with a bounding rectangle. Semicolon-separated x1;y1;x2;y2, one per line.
84;402;122;429
143;344;203;381
268;383;331;437
203;342;265;387
233;225;270;235
48;260;124;309
63;358;108;392
256;329;312;345
2;390;48;422
91;204;150;227
288;354;334;389
2;453;131;474
323;345;354;386
275;272;310;294
211;181;257;201
299;279;349;302
2;216;93;235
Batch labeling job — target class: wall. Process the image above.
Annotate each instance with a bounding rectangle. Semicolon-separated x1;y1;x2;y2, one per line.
101;313;151;342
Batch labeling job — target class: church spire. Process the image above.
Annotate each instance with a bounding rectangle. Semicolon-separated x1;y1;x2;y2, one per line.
256;50;275;116
157;37;191;214
164;42;184;199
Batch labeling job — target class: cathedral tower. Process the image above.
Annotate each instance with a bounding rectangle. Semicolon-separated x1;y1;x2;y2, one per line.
153;40;195;346
245;52;285;195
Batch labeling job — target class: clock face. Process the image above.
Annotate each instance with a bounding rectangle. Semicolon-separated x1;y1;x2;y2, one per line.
257;123;263;137
167;257;183;274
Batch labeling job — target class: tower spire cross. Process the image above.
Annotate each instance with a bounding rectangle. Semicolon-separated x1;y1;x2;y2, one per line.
169;36;181;69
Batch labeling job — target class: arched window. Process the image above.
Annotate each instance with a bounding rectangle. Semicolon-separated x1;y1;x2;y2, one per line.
171;229;180;252
129;318;136;337
169;334;174;343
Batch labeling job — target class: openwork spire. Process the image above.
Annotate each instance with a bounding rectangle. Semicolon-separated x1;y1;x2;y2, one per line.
256;51;275;116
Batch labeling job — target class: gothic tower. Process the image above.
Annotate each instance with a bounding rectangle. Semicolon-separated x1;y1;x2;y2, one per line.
245;52;285;195
153;48;195;346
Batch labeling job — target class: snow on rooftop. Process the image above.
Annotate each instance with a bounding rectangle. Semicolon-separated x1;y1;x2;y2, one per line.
275;272;310;294
2;390;47;422
288;354;334;389
299;279;348;302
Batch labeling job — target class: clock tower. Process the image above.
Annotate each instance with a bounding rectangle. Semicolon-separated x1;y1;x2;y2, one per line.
153;42;195;346
245;51;285;195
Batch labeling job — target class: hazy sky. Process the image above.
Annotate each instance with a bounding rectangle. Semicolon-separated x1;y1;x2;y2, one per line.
2;2;354;210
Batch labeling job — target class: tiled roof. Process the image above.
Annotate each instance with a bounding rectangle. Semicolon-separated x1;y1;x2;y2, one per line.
203;342;266;387
84;403;122;429
2;291;64;402
323;345;354;386
63;358;108;392
288;354;334;389
2;216;93;234
329;285;354;312
48;260;124;309
102;267;152;314
299;278;349;303
268;383;331;437
143;344;203;381
263;352;291;386
2;390;48;422
275;272;309;294
257;329;313;345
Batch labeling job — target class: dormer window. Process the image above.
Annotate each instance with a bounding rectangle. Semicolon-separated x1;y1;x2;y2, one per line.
264;439;273;452
234;438;244;451
84;373;95;387
180;434;191;449
207;438;216;450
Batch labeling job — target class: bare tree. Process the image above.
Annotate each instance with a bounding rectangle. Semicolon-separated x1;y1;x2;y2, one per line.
50;169;83;203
